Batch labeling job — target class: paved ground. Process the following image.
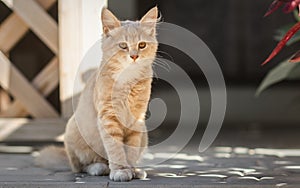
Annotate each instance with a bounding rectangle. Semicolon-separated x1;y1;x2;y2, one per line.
0;128;300;187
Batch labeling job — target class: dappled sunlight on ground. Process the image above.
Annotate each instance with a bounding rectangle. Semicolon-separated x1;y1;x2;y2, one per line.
0;145;298;186
138;145;300;186
0;128;300;186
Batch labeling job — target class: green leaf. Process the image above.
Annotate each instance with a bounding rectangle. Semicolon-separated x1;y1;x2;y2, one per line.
256;60;299;96
293;10;300;22
287;63;300;80
274;24;300;45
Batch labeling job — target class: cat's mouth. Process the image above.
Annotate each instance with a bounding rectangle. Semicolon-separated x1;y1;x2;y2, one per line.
131;59;141;64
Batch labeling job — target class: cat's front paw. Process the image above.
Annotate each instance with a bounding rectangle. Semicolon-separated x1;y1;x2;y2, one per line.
109;168;133;182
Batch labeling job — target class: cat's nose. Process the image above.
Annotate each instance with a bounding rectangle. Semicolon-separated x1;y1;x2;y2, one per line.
130;55;139;61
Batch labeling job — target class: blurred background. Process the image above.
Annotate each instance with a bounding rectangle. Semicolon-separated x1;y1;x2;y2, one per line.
0;0;299;143
1;1;300;186
109;0;300;131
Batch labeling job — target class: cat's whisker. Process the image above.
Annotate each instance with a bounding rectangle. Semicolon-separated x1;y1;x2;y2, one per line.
153;62;170;73
157;62;170;71
157;51;175;63
152;70;159;80
155;57;172;71
154;59;171;72
153;62;168;72
156;59;171;70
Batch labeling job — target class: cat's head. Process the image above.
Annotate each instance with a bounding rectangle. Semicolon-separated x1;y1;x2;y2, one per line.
101;7;158;67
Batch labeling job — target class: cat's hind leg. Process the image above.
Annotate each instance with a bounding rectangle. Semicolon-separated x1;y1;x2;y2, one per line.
65;145;82;173
84;162;110;176
78;146;110;176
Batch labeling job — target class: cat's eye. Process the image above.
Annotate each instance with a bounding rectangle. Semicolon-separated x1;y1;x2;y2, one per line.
119;42;128;50
138;42;147;49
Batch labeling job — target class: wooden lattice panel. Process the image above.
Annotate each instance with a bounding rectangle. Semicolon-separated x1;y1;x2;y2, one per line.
0;0;59;118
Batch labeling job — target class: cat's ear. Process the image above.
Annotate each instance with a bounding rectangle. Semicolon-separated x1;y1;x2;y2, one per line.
101;8;121;35
140;6;158;36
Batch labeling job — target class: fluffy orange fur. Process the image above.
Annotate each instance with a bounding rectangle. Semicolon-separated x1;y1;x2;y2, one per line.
36;7;158;182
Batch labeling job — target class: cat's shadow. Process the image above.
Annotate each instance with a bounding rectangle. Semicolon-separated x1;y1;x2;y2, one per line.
63;68;98;112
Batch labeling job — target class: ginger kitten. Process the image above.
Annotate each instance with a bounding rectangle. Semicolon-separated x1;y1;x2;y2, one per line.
36;7;158;182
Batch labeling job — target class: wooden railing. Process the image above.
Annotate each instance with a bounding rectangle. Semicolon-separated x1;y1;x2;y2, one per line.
0;0;105;142
0;0;59;118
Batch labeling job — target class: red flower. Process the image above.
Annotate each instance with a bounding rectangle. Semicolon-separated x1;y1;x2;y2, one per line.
263;0;300;65
265;0;300;17
263;21;300;65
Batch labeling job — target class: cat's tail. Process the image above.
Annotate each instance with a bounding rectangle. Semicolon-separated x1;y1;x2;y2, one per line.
35;146;70;171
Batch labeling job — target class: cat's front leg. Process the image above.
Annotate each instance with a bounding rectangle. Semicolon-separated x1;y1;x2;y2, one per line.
125;131;143;167
98;118;133;182
125;121;148;179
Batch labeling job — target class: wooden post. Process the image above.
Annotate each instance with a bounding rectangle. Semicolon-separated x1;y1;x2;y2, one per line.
59;0;107;118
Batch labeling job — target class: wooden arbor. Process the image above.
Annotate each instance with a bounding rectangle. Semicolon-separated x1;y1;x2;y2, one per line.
0;0;105;141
